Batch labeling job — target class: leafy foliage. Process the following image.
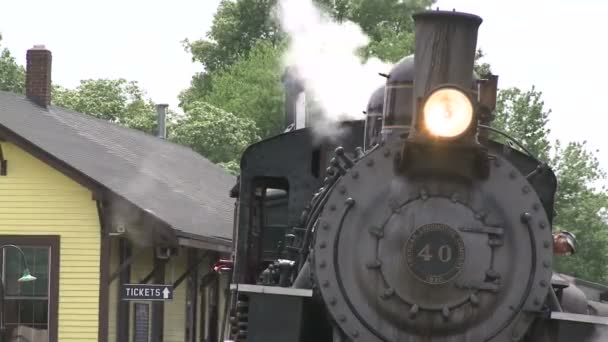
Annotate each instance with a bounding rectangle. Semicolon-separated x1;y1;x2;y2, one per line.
491;86;608;283
183;40;286;139
185;0;434;74
180;0;436;138
0;34;26;94
170;101;260;166
492;87;552;161
315;0;435;62
184;0;284;72
474;49;492;76
53;79;164;135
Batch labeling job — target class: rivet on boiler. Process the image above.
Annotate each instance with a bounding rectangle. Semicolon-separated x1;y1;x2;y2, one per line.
442;306;450;319
409;304;419;319
470;293;479;306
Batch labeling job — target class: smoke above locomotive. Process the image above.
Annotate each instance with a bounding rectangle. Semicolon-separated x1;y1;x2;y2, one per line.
276;0;390;138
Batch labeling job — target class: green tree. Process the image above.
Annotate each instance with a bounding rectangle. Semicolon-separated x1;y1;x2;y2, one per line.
182;0;285;99
184;0;284;74
492;87;551;161
551;140;608;282
0;33;246;173
170;101;260;173
181;0;435;127
0;34;26;94
185;0;434;74
53;79;165;135
182;40;286;139
474;49;492;76
314;0;435;62
492;86;608;283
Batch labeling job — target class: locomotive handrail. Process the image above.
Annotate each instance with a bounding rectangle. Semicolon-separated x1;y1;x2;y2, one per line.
550;311;608;325
479;124;538;161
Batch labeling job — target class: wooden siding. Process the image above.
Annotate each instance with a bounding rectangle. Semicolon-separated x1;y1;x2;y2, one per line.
0;142;101;341
163;249;187;342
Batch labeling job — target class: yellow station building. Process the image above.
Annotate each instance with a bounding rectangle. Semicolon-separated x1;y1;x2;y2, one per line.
0;46;236;342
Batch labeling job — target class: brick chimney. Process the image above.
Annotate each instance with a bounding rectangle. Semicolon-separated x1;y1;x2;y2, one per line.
25;45;52;107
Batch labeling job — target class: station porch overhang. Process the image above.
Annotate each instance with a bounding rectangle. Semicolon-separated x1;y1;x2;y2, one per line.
98;193;233;342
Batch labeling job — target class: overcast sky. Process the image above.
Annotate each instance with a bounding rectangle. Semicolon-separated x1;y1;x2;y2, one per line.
1;0;606;181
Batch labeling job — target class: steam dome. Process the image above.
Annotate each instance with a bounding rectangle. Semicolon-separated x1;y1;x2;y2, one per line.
364;84;385;149
382;55;415;140
366;85;385;115
381;54;479;140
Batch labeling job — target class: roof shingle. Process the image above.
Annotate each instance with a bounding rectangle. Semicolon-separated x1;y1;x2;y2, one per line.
0;91;236;241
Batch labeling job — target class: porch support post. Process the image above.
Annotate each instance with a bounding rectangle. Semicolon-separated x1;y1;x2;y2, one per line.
151;254;166;342
97;200;111;342
186;249;200;342
117;238;131;342
173;251;209;289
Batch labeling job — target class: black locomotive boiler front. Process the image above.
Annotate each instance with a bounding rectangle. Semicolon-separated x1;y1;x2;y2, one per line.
224;9;608;342
308;11;552;341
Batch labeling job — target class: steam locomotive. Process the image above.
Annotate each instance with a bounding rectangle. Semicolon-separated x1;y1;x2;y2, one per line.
222;9;608;342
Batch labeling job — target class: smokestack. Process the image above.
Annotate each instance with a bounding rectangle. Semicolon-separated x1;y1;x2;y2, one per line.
156;104;168;139
26;45;52;107
281;67;305;130
410;10;482;135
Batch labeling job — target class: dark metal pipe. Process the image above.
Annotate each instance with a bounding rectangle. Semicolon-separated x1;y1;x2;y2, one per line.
156;104;168;139
548;288;563;312
410;10;482;136
292;260;312;289
364;85;385;150
478;74;499;142
381;56;414;142
282;67;305;130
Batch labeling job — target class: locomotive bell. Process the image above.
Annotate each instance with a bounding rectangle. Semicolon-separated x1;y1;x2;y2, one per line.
409;10;483;143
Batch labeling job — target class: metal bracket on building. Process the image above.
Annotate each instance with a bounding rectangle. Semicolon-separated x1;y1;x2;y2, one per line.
140;263;163;284
0;143;7;176
139;254;172;284
108;247;146;284
172;252;210;289
200;271;219;289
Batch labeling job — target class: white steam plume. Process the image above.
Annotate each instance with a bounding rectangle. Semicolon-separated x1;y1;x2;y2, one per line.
276;0;391;139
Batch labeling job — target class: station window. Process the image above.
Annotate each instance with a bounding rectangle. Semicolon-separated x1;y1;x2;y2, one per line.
132;302;150;342
0;236;58;342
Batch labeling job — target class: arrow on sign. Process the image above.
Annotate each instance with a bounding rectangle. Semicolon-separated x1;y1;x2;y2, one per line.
163;287;170;299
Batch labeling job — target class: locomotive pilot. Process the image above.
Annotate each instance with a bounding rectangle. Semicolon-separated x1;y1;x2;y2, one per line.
553;231;577;256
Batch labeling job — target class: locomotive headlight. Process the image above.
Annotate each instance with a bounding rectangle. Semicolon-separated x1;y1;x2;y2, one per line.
422;87;474;138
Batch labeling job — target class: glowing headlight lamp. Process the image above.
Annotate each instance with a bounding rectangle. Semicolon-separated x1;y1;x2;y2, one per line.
422;86;474;139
